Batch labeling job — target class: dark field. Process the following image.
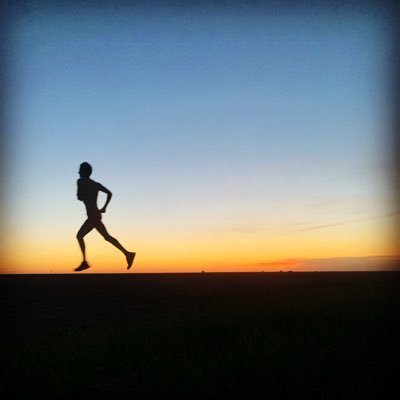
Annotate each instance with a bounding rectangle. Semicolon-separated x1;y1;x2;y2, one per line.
1;272;399;399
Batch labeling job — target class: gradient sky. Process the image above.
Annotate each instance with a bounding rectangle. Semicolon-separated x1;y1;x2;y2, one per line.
2;2;398;273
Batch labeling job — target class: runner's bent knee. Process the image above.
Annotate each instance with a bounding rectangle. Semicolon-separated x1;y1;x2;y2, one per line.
103;233;113;241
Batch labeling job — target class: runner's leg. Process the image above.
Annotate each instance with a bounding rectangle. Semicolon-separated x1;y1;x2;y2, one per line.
95;221;128;255
76;219;94;261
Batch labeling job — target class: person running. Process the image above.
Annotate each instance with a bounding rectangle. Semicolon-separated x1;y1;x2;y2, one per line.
75;162;135;271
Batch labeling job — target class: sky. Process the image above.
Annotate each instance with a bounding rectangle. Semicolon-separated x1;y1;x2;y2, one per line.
2;2;398;273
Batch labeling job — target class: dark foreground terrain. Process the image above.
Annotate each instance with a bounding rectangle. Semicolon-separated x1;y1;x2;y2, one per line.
1;272;399;399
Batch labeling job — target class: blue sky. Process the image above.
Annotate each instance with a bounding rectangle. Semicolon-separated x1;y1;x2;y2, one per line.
3;3;396;272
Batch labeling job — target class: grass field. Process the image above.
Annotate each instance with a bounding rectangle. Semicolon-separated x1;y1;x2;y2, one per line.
1;272;399;398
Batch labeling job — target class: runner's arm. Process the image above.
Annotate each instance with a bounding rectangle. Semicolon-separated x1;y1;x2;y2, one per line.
98;184;112;212
77;179;83;201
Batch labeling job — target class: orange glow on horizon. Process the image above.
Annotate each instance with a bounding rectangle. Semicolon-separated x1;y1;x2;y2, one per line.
1;212;397;274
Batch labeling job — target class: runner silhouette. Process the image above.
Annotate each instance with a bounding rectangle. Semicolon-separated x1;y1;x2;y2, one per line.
75;162;135;271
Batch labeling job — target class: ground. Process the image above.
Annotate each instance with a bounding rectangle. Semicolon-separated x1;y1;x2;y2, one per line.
1;272;399;398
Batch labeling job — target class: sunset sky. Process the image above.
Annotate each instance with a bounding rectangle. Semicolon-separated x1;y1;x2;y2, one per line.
2;2;398;273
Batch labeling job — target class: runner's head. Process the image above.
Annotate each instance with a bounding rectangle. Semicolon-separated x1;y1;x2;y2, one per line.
79;162;92;178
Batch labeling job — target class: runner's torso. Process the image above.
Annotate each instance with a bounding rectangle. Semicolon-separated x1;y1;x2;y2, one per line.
77;178;102;219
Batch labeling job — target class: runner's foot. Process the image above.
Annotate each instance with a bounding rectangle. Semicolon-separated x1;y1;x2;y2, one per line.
126;252;136;270
74;261;90;272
